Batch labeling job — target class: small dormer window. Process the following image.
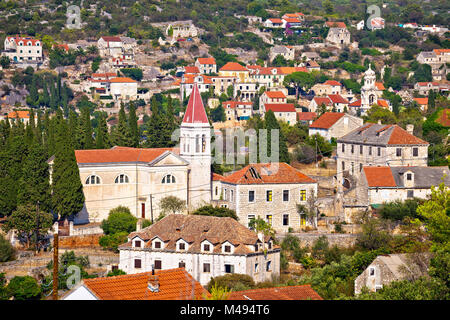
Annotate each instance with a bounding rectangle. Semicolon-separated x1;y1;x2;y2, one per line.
406;173;412;181
134;240;141;248
224;245;231;253
154;241;161;249
203;244;210;252
178;242;186;250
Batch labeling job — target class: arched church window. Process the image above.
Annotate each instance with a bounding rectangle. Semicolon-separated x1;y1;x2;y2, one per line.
115;174;129;184
196;135;200;153
162;174;176;184
85;175;101;185
369;94;375;104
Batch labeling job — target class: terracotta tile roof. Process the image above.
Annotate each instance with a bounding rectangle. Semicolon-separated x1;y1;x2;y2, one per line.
182;83;209;124
109;77;137;83
328;94;349;104
434;49;450;55
219;62;248;72
122;215;276;255
7;110;30;119
296;12;305;16
348;99;361;107
313;97;332;106
197;57;216;65
222;101;253;109
323;80;341;86
284;18;301;23
269;18;283;24
264;91;286;99
75;146;177;164
101;36;122;42
280;67;308;74
184;66;200;74
81;269;209;300
377;99;389;108
387;125;428;145
375;82;385;91
182;74;213;84
413;97;428;105
307;61;320;67
7;36;40;46
221;163;316;185
325;21;346;28
92;72;117;78
417;82;439;86
227;285;323;300
310;112;345;129
283;14;300;18
54;44;69;52
264;103;296;113
297;112;317;121
212;172;226;181
363;166;396;187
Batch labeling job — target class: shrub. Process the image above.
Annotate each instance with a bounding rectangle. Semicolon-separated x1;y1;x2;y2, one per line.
207;274;255;292
379;199;422;221
101;206;137;235
99;232;129;253
7;276;41;300
0;234;15;262
107;269;127;277
192;205;238;220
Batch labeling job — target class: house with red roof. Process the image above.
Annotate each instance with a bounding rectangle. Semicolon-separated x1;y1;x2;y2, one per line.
308;93;349;113
297;112;317;125
260;90;287;107
6;110;32;125
311;80;342;96
2;36;43;64
214;163;317;231
222;101;253;121
180;74;213;99
97;36;123;57
308;112;363;141
219;62;250;83
413;97;428;112
63;268;209;300
263;18;284;28
262;103;297;124
195;57;217;74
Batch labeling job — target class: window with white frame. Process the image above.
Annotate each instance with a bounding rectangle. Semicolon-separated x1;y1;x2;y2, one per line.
115;174;129;184
161;174;176;184
85;175;101;185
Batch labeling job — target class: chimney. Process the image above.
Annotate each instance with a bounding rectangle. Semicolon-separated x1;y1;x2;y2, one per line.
136;219;142;232
406;124;414;135
147;275;159;293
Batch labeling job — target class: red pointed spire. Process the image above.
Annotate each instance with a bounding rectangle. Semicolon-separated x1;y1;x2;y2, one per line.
182;83;209;124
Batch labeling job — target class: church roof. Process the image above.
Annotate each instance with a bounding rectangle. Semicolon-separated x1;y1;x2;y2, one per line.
182;83;209;124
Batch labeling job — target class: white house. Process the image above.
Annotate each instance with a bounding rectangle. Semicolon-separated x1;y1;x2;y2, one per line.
309;112;363;141
262;103;297;124
118;215;281;286
195;57;217;74
109;77;138;101
2;36;43;64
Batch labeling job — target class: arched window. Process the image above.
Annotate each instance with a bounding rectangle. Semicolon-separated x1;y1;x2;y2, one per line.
195;135;200;153
115;174;129;184
162;174;176;184
85;175;101;185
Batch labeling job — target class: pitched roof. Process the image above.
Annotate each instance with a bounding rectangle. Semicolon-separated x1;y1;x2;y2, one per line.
269;18;283;24
297;112;317;121
221;163;316;185
182;83;209;124
75;146;177;164
323;80;342;86
264;103;296;113
100;36;122;42
227;285;323;300
413;97;428;105
6;36;40;46
377;99;389;108
222;101;253;109
313;96;332;106
328;94;349;104
80;269;209;300
375;82;385;91
264;91;286;99
212;172;226;181
284;18;301;23
109;77;137;83
92;72;117;78
339;124;429;146
122;215;275;254
434;49;450;55
7;110;30;119
184;66;200;74
325;21;346;28
219;62;248;72
348;99;361;107
363;166;397;187
197;57;216;65
310;112;345;129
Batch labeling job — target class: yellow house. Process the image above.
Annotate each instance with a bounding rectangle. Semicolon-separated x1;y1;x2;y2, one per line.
219;62;250;83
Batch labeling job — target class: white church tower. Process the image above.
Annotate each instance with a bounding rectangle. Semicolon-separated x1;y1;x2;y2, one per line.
179;83;212;211
361;65;378;114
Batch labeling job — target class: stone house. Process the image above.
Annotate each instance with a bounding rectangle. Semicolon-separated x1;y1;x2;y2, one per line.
118;215;281;286
326;27;351;47
308;94;349;113
214;163;318;233
308;112;363;141
234;82;259;101
166;22;198;38
97;36;123;57
269;45;295;62
2;36;43;64
109;77;138;101
222;101;253;121
63;268;208;300
358;166;450;206
195;57;217;74
414;82;440;95
259;91;287;111
336;123;429;182
6;110;32;125
354;253;431;295
262;104;297;124
311;80;342;96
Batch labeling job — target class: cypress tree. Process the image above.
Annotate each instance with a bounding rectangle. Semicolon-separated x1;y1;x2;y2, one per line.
264;110;289;163
95;113;110;149
428;90;435;112
81;107;94;149
111;103;133;147
145;96;167;147
128;102;139;147
41;79;50;107
27;75;39;107
51;108;85;220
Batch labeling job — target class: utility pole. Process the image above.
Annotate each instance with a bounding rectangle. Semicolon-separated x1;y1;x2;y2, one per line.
149;194;154;224
53;233;59;300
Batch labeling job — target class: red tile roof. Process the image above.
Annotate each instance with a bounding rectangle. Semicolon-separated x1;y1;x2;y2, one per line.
221;163;316;185
348;99;361;107
413;97;428;105
182;83;209;124
325;21;346;28
184;66;200;74
323;80;342;87
227;285;323;300
377;99;389;108
363;166;396;187
434;49;450;55
212;173;226;181
387;125;428;145
197;57;216;65
264;91;286;99
328;94;349;104
109;77;137;83
81;269;209;300
101;36;122;42
75;146;177;164
310;112;345;129
219;62;248;72
264;103;296;113
297;112;317;121
375;82;385;91
284;18;301;23
269;18;283;24
222;101;253;109
313;97;332;106
7;36;40;46
92;72;117;78
7;110;30;119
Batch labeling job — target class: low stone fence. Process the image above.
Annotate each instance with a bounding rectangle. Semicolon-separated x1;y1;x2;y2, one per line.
59;234;102;249
70;222;103;236
276;232;358;248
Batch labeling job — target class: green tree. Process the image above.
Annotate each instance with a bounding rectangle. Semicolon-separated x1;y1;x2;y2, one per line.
322;0;334;14
283;72;314;99
7;276;41;300
264;110;289;163
379;199;422;221
81;107;94;149
111;103;133;147
0;234;15;262
128;102;139;147
159;196;186;215
211;105;226;122
193;205;238;220
0;56;10;69
95;112;110;149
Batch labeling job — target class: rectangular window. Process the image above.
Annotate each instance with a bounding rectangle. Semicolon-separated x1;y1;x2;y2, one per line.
342;161;345;171
254;263;259;273
351;162;354;175
377;147;381;156
396;148;402;157
413;147;418;157
369;146;372;156
225;264;234;273
248;190;255;202
223;188;227;200
179;261;186;269
266;215;272;226
351;144;354;154
300;190;306;202
282;214;289;226
134;259;141;269
230;190;234;202
266;190;272;202
360;163;363;172
341;143;345;153
224;245;231;253
407;173;412;181
178;242;185;250
134;240;141;248
369;267;375;276
203;263;211;273
203;244;210;251
154;260;162;270
154;241;161;249
360;145;363;155
283;190;289;202
266;261;272;272
407;190;414;198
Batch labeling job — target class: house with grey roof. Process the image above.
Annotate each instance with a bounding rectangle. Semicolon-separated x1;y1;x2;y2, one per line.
354;253;431;295
358;166;450;207
269;45;295;62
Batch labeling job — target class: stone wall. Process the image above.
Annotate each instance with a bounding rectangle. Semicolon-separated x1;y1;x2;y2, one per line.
276;232;358;248
59;234;102;249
